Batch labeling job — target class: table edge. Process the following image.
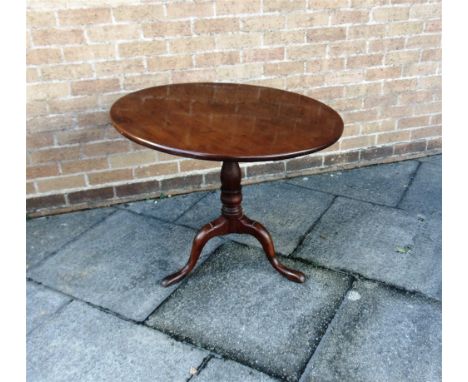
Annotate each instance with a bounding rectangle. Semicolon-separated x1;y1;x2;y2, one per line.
111;118;343;162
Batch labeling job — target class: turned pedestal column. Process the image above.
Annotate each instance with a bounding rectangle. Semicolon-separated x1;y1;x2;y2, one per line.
161;161;306;287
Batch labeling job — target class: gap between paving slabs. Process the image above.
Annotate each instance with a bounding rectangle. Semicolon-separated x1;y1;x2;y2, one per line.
27;300;212;382
26;277;279;382
27;203;438;380
286;159;420;208
142;240;440;381
28;210;224;322
299;280;441;382
289;197;441;301
26;207;117;270
26;155;442;382
146;242;355;382
162;156;440;380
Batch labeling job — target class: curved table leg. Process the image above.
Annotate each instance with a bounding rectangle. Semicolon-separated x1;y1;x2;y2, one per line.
239;216;306;283
161;216;228;287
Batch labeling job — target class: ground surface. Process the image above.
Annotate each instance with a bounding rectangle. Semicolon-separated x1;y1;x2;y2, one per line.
26;155;442;382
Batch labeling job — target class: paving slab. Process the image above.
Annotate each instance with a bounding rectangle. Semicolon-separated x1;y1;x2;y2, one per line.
147;242;352;382
177;182;334;255
28;210;222;321
300;280;441;382
122;191;209;222
399;161;441;217
26;281;71;334
287;160;418;207
418;154;441;167
294;197;441;300
27;300;208;382
194;358;278;382
27;207;115;269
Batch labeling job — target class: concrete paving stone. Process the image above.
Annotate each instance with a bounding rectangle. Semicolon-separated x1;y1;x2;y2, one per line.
28;210;222;321
147;242;352;382
27;300;208;382
399;162;441;217
287;160;419;207
123;191;210;222
300;280;441;382
177;182;334;255
26;281;71;334
194;357;279;382
294;197;441;300
418;154;441;167
27;207;115;269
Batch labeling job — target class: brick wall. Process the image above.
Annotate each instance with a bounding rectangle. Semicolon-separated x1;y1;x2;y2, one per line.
26;0;442;216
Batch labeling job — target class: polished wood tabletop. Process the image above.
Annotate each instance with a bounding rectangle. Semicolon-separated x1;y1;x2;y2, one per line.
110;83;343;162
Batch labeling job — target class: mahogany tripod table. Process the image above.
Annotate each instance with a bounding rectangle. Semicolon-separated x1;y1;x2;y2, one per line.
110;83;343;287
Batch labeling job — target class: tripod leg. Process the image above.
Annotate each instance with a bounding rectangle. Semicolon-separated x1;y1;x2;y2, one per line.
161;216;228;287
239;216;305;283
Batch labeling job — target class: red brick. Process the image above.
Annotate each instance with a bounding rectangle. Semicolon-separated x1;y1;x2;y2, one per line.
82;141;130;158
27;132;54;149
194;52;240;67
361;146;394;161
58;8;111;26
286;156;323;172
71;79;120;96
195;18;240;34
243;48;284;63
32;28;85;45
27;163;60;179
68;187;114;205
394;141;427;155
216;0;261;15
160;175;204;192
27;48;62;65
307;27;346;42
61;158;109;174
27;194;66;212
143;21;191;37
324;151;359;166
31;146;81;164
87;169;132;185
114;180;160;198
263;0;306;13
134;162;179;178
37;174;86;192
247;162;285;177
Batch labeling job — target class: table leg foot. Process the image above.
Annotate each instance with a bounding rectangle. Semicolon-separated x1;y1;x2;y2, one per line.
161;216;228;287
239;216;306;283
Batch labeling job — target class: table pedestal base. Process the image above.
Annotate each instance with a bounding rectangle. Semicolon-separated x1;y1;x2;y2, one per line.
161;161;306;287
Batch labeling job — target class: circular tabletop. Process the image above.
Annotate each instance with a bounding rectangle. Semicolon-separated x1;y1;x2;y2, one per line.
110;83;344;162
